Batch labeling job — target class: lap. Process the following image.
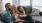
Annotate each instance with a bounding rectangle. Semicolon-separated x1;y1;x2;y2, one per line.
23;14;31;20
23;20;29;23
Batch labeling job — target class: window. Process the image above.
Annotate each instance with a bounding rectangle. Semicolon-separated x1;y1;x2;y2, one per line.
20;0;30;6
2;0;12;11
32;0;42;12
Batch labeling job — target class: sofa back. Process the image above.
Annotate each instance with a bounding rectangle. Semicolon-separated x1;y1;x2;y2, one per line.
22;5;32;15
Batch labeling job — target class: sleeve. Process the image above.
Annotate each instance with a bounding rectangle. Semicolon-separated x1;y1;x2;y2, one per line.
3;14;11;23
1;13;4;22
23;10;27;17
12;14;15;22
17;10;20;14
23;10;25;15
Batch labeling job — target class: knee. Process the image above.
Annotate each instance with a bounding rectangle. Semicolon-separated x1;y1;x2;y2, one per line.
27;14;32;17
27;14;31;16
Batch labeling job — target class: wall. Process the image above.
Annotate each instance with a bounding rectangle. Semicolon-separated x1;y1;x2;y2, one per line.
12;0;18;7
0;0;3;12
2;0;18;11
2;0;12;11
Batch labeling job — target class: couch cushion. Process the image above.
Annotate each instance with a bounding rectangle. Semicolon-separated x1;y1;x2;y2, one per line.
22;6;32;15
30;8;40;16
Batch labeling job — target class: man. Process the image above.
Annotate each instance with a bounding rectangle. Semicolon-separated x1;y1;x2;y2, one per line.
1;3;13;23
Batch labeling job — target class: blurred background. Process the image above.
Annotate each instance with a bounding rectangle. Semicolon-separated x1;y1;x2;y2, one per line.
0;0;42;23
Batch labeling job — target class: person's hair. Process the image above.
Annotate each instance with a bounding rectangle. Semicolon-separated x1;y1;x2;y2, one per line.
5;3;10;8
11;5;17;15
17;6;24;13
17;6;21;10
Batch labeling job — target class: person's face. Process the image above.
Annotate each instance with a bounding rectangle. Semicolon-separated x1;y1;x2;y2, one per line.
13;6;16;11
19;7;23;11
7;4;12;11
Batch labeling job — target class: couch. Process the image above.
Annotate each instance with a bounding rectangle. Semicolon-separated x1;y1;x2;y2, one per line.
22;5;42;23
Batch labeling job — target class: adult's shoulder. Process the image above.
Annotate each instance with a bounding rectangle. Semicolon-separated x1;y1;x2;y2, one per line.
17;10;20;14
2;10;8;15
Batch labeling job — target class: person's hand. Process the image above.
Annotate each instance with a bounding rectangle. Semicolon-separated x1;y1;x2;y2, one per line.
18;22;23;23
18;14;23;18
18;14;21;18
19;20;25;22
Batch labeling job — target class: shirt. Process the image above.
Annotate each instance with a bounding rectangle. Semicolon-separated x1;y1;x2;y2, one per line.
21;10;27;17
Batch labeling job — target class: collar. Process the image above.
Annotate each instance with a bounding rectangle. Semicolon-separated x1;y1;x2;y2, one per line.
5;10;11;14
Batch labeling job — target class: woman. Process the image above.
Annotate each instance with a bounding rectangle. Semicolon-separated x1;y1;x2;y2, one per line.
11;5;25;23
17;6;34;23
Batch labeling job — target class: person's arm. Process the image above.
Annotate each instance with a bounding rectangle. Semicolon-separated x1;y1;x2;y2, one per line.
18;14;26;18
15;20;20;22
12;14;25;22
15;20;25;22
1;13;4;22
12;14;15;23
21;10;27;17
22;10;25;15
23;10;26;17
